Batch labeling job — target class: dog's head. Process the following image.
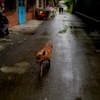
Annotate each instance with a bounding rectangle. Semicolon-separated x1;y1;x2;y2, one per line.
36;51;45;63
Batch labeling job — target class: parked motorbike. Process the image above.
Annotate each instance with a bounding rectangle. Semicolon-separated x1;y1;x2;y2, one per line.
0;11;9;38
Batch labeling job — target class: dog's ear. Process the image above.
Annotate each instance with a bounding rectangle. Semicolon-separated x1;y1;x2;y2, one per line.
42;51;45;55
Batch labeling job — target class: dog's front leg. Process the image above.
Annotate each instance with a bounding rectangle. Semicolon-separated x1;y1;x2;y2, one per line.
40;65;42;78
48;59;50;66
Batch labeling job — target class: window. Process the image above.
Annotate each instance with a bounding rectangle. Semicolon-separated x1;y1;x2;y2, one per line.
5;0;16;12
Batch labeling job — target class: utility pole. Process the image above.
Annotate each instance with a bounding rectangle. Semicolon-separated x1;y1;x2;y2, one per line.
32;0;36;19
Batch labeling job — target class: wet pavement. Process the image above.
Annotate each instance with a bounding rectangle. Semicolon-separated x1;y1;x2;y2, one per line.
0;12;100;100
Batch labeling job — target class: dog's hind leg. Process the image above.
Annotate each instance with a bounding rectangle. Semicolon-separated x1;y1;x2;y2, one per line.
40;61;43;78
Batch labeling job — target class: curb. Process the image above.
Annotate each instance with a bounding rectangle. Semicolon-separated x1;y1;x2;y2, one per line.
9;20;45;35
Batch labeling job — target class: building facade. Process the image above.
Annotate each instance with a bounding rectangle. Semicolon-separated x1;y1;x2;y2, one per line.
0;0;47;27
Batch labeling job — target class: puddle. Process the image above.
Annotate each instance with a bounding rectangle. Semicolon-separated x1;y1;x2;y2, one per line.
0;45;4;51
0;62;30;74
0;38;12;42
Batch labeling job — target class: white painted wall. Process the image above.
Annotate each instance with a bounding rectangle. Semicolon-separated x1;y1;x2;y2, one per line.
36;0;39;8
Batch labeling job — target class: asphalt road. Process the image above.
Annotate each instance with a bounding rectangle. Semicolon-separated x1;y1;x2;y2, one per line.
0;12;100;100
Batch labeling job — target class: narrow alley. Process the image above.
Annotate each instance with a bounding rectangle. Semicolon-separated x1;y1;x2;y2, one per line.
0;12;100;100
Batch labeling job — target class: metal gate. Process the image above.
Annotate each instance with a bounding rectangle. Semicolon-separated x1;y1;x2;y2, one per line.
18;0;26;24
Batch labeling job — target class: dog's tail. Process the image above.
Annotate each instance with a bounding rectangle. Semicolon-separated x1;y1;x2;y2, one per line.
47;41;53;48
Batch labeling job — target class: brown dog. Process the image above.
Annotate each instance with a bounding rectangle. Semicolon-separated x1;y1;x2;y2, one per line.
36;41;53;78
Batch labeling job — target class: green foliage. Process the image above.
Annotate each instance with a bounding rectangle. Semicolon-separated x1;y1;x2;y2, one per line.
64;0;73;3
67;4;73;13
64;0;73;13
48;0;54;4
